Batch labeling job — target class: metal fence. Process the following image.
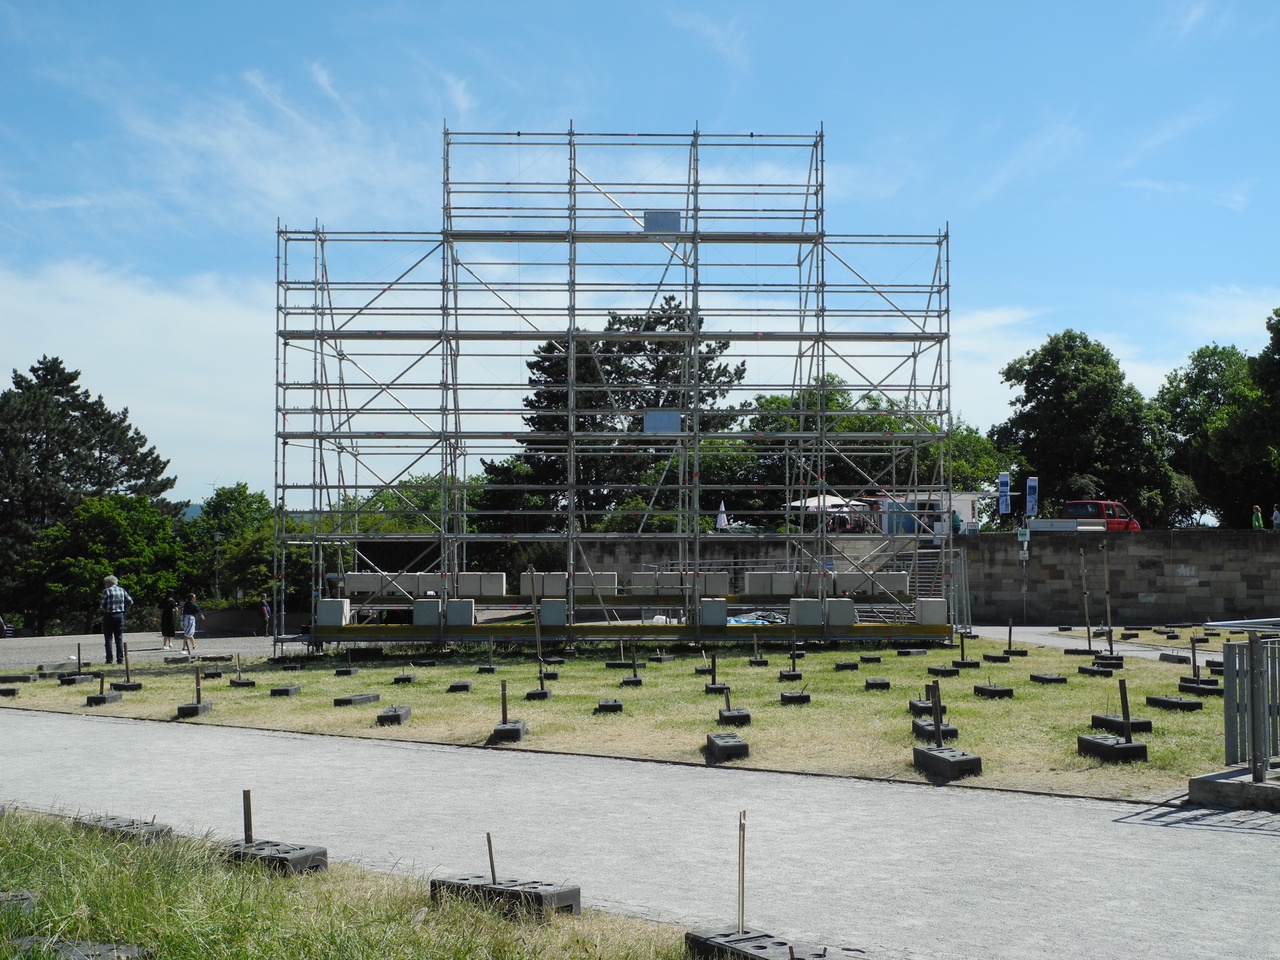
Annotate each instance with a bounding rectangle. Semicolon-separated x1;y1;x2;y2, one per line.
1222;636;1280;766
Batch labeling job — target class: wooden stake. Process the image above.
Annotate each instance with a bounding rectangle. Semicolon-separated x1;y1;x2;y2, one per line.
236;653;242;680
737;810;746;936
724;689;732;711
1006;619;1013;652
930;681;944;748
711;653;718;685
486;832;497;884
500;680;508;725
195;663;202;705
123;643;132;683
98;673;105;695
77;642;82;673
1119;678;1133;745
242;788;254;844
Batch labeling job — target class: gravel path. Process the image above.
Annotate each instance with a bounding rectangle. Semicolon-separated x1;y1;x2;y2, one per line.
2;708;1277;960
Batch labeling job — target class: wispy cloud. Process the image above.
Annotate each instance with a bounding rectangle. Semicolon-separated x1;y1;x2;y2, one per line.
666;10;751;75
950;306;1047;427
971;119;1084;204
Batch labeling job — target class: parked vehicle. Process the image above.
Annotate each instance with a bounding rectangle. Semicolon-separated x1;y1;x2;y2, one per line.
1059;500;1141;531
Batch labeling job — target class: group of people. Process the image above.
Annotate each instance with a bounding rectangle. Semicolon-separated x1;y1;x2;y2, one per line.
98;575;273;664
1251;504;1280;531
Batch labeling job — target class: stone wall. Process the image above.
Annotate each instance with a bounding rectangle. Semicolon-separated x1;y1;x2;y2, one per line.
961;530;1280;625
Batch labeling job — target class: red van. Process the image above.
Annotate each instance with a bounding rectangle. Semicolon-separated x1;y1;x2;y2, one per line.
1059;500;1141;531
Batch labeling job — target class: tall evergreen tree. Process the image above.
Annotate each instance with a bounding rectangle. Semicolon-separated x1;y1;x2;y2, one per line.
0;357;177;619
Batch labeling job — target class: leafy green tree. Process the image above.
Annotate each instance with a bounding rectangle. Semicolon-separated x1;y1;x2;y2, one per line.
21;495;180;634
1155;343;1256;525
989;330;1182;526
0;357;177;615
179;483;274;601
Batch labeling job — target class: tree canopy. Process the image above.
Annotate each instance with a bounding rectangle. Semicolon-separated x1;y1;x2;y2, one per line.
0;357;178;620
989;330;1183;525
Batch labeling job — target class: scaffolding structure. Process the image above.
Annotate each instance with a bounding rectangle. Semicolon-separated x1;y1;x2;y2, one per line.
274;128;951;640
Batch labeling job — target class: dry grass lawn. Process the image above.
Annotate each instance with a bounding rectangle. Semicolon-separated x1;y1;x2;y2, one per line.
0;635;1228;802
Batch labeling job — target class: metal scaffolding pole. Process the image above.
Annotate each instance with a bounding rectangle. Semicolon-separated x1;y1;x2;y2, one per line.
274;129;951;641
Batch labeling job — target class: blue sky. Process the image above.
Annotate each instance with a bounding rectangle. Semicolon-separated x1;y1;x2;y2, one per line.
2;1;1277;504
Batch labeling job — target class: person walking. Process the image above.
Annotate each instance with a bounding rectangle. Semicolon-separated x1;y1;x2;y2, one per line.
181;593;205;655
158;594;178;650
258;594;272;638
100;575;133;665
1272;504;1280;532
1252;505;1265;530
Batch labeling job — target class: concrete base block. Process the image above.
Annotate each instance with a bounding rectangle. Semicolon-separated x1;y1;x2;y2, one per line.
333;693;380;706
1179;681;1223;697
974;684;1014;699
594;699;623;714
1030;673;1067;684
270;685;300;697
411;660;438;668
718;708;751;726
605;660;646;669
865;678;891;691
897;648;928;657
694;665;714;676
11;937;148;958
540;670;559;681
0;674;37;683
431;874;580;916
59;674;96;686
982;654;1009;664
913;744;982;781
748;657;770;667
477;665;497;674
490;719;528;742
705;732;749;764
393;674;416;684
1160;652;1192;664
911;719;958;741
649;654;675;663
377;705;411;726
230;678;256;688
447;681;472;693
1004;648;1029;657
74;813;173;842
686;927;854;960
953;659;980;669
780;691;811;706
1091;714;1153;734
928;666;959;677
1079;665;1113;678
0;890;36;912
1188;765;1280;812
202;670;223;680
777;670;802;682
525;688;551;701
0;688;17;698
281;663;304;672
225;839;329;873
85;692;122;706
334;667;359;677
908;699;946;717
176;701;212;718
834;661;859;671
620;675;643;687
705;682;730;695
1148;695;1203;711
1078;734;1148;763
860;654;882;664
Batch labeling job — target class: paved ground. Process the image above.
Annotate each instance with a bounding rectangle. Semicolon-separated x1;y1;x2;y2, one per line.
4;713;1279;957
3;626;1275;959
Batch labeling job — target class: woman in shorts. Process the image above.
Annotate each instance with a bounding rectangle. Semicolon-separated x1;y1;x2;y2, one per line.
181;593;206;654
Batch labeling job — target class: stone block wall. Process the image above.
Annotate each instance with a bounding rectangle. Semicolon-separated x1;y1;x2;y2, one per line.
962;530;1280;624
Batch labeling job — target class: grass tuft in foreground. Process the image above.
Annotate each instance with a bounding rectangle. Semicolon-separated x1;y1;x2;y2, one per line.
0;809;689;960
